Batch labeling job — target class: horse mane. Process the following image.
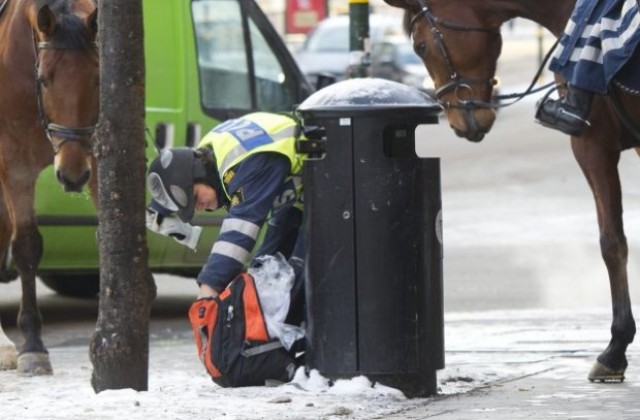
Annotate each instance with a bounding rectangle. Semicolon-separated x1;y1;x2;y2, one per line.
35;0;95;50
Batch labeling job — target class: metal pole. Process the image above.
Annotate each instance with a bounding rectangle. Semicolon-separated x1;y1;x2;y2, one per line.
537;24;544;83
348;0;370;78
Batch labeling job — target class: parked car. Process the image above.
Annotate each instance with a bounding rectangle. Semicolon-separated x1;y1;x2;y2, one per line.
294;14;405;87
370;36;435;97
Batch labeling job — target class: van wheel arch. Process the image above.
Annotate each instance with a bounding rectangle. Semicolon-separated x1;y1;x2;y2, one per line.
39;274;100;298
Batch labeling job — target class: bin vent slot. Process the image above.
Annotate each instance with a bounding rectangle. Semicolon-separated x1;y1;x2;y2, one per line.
383;125;418;158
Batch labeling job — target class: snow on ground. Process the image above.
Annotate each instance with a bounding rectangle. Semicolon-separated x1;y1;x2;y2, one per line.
1;307;631;420
0;340;420;420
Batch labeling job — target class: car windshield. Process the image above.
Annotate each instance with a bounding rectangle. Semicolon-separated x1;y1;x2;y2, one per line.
305;25;349;53
303;17;403;54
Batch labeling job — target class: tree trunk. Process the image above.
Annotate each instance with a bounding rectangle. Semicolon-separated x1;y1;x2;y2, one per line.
90;0;156;392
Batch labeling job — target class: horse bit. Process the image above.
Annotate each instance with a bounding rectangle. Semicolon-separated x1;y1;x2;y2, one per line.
32;30;99;154
410;0;556;110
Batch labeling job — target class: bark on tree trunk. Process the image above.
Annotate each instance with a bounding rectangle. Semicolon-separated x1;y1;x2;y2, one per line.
90;0;156;392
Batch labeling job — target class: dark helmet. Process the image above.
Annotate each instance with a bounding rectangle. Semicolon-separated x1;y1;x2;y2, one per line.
147;147;217;222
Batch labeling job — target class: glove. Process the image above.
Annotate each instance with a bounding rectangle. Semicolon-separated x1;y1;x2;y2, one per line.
146;207;202;250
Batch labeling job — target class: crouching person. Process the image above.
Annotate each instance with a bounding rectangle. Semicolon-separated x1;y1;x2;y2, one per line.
145;112;308;387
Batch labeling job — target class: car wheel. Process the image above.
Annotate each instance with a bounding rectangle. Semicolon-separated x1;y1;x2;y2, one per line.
39;274;100;298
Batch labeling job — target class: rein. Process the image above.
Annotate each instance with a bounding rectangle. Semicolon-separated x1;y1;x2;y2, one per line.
411;0;558;110
31;30;99;154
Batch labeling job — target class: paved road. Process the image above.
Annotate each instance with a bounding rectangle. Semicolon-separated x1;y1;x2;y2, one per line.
0;274;195;348
417;97;640;313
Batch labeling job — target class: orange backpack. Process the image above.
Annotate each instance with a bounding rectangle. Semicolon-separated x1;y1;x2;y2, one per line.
188;273;299;387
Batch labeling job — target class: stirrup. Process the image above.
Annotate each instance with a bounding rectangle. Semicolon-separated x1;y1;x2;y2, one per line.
557;108;591;126
534;83;562;113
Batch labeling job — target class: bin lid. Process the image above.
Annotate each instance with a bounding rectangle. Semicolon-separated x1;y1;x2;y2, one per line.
297;78;442;115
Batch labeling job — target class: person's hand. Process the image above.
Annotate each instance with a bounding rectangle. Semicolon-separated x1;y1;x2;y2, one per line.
197;283;219;299
146;207;202;250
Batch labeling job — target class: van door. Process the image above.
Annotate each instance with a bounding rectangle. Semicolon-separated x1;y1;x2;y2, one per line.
147;0;314;269
180;0;314;266
189;0;313;124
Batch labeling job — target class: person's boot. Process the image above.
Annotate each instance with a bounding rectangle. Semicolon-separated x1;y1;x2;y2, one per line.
535;84;594;136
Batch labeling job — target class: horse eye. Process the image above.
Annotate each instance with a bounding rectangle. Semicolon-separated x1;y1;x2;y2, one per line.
414;42;427;56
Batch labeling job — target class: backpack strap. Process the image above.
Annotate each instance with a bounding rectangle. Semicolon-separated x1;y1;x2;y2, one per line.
241;340;284;357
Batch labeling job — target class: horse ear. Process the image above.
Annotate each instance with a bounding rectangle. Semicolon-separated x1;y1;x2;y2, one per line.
37;4;57;36
87;8;98;37
383;0;417;10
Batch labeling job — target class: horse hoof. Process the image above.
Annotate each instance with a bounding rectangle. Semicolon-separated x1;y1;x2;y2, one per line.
0;344;18;370
588;361;625;383
17;352;53;376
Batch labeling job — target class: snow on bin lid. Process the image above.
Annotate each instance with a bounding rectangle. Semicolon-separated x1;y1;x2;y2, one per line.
297;78;442;113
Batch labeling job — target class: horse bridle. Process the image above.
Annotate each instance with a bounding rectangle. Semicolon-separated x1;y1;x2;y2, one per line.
32;31;98;154
410;0;559;111
410;0;502;109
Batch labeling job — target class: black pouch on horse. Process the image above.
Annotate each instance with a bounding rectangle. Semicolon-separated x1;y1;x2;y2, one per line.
188;273;299;387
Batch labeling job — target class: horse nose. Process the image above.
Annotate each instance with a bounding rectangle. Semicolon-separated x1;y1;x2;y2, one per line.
448;107;495;142
453;127;485;142
56;168;91;193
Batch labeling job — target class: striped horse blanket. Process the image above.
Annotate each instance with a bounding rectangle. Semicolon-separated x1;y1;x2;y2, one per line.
549;0;640;93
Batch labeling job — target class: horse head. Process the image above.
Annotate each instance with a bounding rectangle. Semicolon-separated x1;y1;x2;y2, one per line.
385;0;506;142
31;0;99;192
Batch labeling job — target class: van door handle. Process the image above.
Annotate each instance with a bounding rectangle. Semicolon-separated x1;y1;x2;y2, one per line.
154;122;175;151
186;122;201;148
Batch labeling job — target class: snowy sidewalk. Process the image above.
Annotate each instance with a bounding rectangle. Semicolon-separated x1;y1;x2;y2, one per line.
1;307;638;419
395;308;640;419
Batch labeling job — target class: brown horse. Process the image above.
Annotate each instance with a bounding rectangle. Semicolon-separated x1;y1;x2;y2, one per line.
0;0;98;375
384;0;639;382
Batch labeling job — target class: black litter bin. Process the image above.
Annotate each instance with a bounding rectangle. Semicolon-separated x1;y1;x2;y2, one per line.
296;78;445;398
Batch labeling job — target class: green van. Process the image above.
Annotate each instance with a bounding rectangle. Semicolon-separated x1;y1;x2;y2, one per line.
4;0;313;296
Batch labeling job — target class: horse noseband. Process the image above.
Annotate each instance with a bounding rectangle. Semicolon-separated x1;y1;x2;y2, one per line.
436;79;500;110
33;35;99;154
45;123;96;154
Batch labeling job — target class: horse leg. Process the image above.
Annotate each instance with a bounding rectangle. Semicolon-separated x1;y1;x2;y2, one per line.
572;138;635;382
0;178;18;369
0;320;18;370
13;219;51;375
1;168;52;375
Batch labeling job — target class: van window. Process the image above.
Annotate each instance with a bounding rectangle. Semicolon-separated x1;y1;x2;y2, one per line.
192;0;299;114
193;0;251;109
249;18;296;110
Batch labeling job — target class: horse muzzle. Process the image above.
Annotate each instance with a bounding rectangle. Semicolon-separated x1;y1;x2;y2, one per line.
56;167;91;192
453;127;486;142
446;105;494;143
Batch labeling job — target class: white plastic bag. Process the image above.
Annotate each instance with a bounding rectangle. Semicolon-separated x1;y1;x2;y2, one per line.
248;253;305;350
